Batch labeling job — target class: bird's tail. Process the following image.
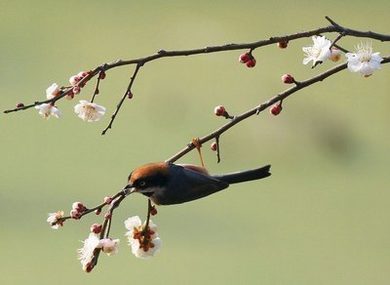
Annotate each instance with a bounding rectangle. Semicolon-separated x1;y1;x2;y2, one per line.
213;165;271;184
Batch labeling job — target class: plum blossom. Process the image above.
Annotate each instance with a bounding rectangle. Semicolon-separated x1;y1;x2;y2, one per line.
77;233;101;272
302;35;332;67
46;83;61;99
47;211;64;229
124;216;161;259
35;103;61;119
74;100;106;122
345;42;383;77
100;238;120;256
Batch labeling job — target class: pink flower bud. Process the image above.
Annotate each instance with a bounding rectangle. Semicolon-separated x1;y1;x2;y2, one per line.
214;105;226;117
270;103;283;116
70;209;82;219
16;103;25;108
281;74;295;84
90;223;103;234
210;142;217;151
72;202;86;212
69;75;81;86
103;196;112;205
77;71;89;78
72;86;81;95
95;208;101;215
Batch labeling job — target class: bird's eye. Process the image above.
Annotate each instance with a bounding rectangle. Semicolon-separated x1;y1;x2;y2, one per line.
138;180;147;188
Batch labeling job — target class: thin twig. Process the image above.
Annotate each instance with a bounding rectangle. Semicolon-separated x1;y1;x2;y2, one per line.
90;77;101;103
101;64;141;135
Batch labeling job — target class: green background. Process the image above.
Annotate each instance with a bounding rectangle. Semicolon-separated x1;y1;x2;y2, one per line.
1;1;389;284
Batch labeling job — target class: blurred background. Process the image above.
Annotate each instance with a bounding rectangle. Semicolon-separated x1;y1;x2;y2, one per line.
1;0;389;284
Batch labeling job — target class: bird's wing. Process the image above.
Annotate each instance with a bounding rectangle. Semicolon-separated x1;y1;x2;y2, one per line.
159;164;229;204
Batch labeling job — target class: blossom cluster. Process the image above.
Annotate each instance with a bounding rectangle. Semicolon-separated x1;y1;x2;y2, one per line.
78;233;120;272
34;71;106;121
47;209;161;272
303;36;383;76
124;216;161;259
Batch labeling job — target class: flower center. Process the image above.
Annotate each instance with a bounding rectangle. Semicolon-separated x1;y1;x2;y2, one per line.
356;43;373;63
360;52;372;63
83;105;96;120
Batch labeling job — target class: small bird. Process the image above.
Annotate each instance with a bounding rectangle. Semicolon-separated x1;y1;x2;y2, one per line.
125;162;271;205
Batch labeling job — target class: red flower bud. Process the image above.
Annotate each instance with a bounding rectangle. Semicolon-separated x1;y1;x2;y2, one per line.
214;105;226;117
126;90;133;99
150;206;158;216
239;52;251;63
245;58;256;68
16;103;25;108
281;74;295;84
98;71;106;80
277;41;288;49
85;262;94;273
270;103;283;116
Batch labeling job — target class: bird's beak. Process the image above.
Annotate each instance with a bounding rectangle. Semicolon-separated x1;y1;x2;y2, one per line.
122;184;136;196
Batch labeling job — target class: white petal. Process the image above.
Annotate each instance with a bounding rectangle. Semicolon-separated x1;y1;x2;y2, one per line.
371;53;383;64
347;61;362;73
78;233;101;267
302;57;312;65
74;104;83;114
124;216;142;230
51;107;61;118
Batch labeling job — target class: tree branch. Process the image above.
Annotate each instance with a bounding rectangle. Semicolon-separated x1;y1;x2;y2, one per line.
4;17;390;135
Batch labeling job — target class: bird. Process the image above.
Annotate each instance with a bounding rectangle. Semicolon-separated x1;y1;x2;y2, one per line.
124;162;271;205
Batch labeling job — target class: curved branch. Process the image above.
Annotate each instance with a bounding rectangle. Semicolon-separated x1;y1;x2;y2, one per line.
166;56;390;163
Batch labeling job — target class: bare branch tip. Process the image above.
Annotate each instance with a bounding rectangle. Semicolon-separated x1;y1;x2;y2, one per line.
325;16;339;27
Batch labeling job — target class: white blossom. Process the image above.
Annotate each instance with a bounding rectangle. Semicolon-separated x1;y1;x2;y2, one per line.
35;103;61;119
302;36;332;67
77;233;101;272
124;216;161;259
100;238;120;256
46;83;61;99
346;42;383;77
74;100;106;122
47;211;64;229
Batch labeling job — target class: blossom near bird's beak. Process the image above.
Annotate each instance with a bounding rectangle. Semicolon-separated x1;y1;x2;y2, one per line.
123;184;136;196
